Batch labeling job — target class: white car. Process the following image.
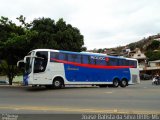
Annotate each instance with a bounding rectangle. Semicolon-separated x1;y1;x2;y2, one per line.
0;80;9;85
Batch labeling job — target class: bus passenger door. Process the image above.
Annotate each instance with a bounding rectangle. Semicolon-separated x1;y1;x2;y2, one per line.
33;57;49;84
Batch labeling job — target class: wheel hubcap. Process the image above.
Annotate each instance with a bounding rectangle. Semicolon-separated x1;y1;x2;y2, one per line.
122;80;126;85
55;81;60;86
114;80;118;86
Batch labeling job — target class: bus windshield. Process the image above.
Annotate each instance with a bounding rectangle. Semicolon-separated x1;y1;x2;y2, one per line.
25;52;34;74
25;57;32;74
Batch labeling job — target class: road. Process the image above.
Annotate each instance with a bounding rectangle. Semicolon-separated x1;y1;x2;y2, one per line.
0;80;160;114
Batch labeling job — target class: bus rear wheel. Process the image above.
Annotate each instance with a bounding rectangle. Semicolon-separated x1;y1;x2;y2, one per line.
52;78;64;89
120;79;128;88
113;78;119;87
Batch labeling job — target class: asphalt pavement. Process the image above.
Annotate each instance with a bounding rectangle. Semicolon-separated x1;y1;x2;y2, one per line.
0;80;159;114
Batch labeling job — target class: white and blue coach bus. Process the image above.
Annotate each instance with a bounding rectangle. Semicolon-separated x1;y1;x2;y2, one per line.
18;49;140;88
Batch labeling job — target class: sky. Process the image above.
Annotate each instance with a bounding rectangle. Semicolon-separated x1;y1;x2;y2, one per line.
0;0;160;50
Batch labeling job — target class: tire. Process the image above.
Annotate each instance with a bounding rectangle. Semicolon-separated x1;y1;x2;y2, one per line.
52;78;64;89
120;79;128;88
113;78;119;87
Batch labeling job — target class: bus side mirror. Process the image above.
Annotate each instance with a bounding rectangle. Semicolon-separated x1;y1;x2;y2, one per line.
24;55;44;63
17;60;25;69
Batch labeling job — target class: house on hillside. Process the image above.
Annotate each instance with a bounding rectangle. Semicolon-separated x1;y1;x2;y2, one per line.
147;60;160;75
128;48;160;76
121;47;131;57
128;48;147;69
105;48;119;56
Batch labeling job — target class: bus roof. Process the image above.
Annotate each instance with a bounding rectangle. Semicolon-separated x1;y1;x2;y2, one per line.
31;49;137;61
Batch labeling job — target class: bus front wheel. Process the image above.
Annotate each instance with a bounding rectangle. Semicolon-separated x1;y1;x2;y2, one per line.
113;78;119;87
52;78;64;89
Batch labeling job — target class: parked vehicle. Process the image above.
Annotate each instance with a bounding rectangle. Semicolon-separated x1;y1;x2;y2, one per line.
0;80;9;85
140;74;152;80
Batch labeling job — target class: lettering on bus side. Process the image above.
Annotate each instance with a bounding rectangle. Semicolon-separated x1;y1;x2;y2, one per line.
90;56;105;60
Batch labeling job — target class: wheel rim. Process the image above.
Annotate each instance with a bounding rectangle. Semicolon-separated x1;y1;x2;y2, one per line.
54;81;60;87
122;80;127;86
120;79;128;87
113;79;119;87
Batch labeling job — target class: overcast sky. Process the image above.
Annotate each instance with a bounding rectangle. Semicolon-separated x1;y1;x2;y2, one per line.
0;0;160;49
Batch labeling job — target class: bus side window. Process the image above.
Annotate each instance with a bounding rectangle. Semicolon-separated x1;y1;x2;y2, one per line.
118;59;126;66
74;54;81;63
129;61;137;68
125;60;129;66
108;58;117;66
82;55;89;64
59;53;67;61
133;61;137;68
96;59;106;65
90;56;96;65
68;54;81;63
50;52;59;62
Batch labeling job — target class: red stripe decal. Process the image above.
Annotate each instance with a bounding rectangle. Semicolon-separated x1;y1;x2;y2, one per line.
50;58;134;69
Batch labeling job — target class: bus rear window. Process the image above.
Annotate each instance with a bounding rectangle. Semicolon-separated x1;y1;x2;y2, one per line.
128;60;137;68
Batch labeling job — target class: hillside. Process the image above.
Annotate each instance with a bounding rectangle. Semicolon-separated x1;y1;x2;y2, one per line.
128;34;160;51
91;33;160;60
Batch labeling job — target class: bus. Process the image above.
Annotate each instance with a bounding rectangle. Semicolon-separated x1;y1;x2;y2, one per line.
17;49;140;88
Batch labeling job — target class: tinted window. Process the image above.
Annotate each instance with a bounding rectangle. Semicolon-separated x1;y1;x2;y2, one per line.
50;52;62;62
134;61;137;68
59;53;67;61
36;51;48;59
34;51;48;73
82;55;89;64
118;59;126;66
90;56;96;65
50;52;59;61
125;60;129;66
25;57;32;74
68;54;81;63
96;59;106;65
129;60;137;68
108;58;118;66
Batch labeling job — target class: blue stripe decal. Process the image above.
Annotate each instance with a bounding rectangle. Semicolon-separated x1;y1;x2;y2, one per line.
64;64;131;82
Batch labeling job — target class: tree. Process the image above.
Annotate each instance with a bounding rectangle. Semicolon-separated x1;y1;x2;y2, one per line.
145;50;160;61
0;16;85;85
0;60;18;85
31;18;84;51
145;40;160;61
0;16;38;84
55;19;84;51
146;40;160;51
97;48;105;53
31;17;58;49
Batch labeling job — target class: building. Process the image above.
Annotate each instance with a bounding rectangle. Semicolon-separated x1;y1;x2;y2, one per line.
146;60;160;75
128;48;147;69
128;48;160;76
